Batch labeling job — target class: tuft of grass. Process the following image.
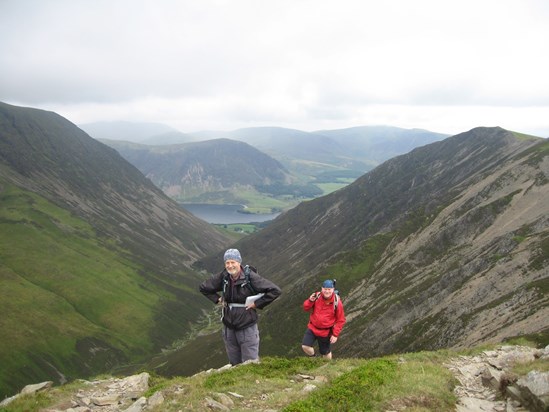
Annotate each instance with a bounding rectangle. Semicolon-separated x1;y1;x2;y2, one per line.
378;353;457;412
504;329;549;349
510;358;549;376
283;359;397;411
203;356;324;389
0;379;87;412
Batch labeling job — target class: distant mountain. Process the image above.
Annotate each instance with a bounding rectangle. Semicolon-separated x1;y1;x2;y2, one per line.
141;130;196;145
83;124;447;175
169;127;548;373
190;126;449;175
316;125;449;161
0;102;231;397
100;138;320;204
192;126;346;159
79;120;186;143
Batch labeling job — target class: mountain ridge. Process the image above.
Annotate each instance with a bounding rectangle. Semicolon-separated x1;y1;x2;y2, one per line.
2;101;547;401
190;126;548;367
99;137;300;204
84;121;448;177
96;124;447;210
188;125;449;175
0;101;232;397
0;102;228;266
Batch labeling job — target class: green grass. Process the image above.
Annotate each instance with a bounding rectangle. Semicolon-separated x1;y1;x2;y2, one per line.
0;183;177;396
235;190;298;213
192;187;298;212
180;177;357;214
215;223;260;236
325;232;395;284
511;131;541;140
314;182;350;195
0;185;160;344
283;358;398;411
510;357;549;376
282;355;455;411
504;329;549;349
176;168;358;214
2;351;460;412
9;339;548;411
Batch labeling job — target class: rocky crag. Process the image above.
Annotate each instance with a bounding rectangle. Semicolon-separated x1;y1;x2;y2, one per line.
447;345;549;412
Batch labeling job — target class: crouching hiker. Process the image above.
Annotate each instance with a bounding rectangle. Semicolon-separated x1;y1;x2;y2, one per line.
199;248;282;366
302;279;346;359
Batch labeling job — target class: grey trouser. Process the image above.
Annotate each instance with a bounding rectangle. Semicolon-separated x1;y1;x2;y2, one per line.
222;323;260;365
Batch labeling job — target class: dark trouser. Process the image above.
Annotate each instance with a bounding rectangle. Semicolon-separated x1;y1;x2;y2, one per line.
302;328;331;355
222;323;260;365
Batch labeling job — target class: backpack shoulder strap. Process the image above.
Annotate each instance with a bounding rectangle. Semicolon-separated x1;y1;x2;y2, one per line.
222;271;230;298
243;265;258;294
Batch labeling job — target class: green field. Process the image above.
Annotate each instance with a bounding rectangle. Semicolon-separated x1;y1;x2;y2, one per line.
217;178;356;214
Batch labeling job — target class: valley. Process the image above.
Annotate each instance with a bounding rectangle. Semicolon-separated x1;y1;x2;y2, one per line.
92;124;445;213
1;102;547;404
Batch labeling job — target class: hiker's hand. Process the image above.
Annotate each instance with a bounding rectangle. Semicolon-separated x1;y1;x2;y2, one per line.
330;336;338;344
309;292;318;301
217;296;224;305
246;302;256;310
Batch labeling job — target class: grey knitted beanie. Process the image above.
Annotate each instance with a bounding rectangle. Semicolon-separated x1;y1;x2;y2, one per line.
223;248;242;263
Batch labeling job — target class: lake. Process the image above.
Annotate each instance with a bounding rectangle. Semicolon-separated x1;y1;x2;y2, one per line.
180;203;281;224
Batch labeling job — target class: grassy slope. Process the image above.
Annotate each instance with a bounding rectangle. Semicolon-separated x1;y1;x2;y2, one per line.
1;350;468;412
8;338;548;412
0;182;178;395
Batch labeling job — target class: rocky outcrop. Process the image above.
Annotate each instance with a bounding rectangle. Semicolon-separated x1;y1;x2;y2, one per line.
0;362;251;411
1;373;152;411
0;381;53;408
445;345;549;412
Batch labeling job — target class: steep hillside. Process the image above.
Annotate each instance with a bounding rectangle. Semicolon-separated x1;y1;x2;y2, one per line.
0;102;232;397
100;138;319;204
193;127;548;365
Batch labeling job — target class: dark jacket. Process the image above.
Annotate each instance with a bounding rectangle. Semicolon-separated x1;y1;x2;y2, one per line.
199;265;282;330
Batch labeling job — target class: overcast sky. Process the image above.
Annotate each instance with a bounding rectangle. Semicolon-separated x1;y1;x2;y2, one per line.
1;0;548;136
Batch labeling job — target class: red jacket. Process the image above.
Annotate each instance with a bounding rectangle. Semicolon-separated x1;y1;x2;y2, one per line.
303;292;346;338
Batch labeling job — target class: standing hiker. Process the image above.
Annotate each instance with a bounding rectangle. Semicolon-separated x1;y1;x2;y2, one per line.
301;279;346;359
199;248;282;365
